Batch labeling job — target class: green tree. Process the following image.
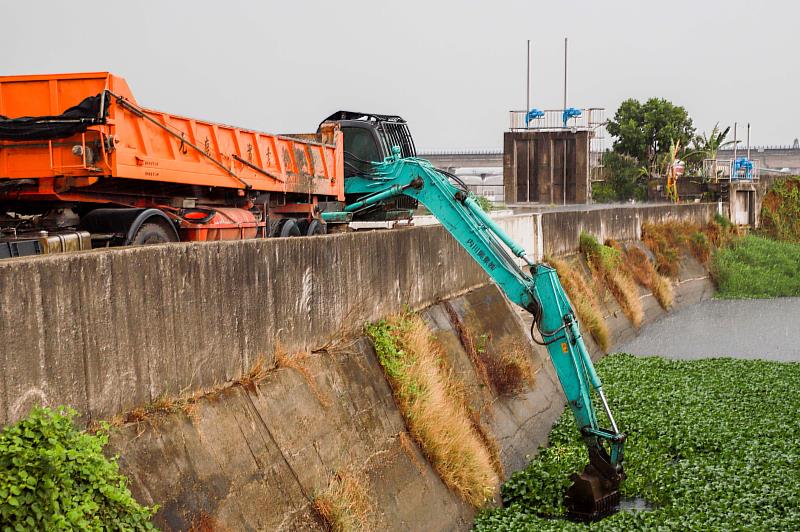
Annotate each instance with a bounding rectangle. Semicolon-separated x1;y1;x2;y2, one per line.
592;151;647;202
607;98;695;174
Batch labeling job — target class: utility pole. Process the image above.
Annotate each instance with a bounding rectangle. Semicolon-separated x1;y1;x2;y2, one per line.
563;37;568;111
526;40;531;124
747;123;751;160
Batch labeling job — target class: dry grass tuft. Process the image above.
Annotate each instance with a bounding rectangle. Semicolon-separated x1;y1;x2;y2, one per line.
579;233;644;328
606;269;644;328
484;336;535;396
443;303;492;392
366;313;499;507
313;471;373;532
650;274;674;310
642;222;688;276
94;352;278;430
444;303;534;396
547;255;610;350
234;354;271;388
623;246;674;310
643;219;739;277
469;409;505;480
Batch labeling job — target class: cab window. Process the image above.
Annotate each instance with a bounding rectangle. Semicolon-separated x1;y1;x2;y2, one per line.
343;127;382;176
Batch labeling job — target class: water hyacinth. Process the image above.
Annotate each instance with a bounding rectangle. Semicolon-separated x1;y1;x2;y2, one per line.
474;354;800;531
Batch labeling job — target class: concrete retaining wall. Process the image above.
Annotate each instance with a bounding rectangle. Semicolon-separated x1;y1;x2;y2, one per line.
537;203;719;257
108;284;565;531
108;253;714;531
0;203;718;427
0;205;718;530
0;226;485;426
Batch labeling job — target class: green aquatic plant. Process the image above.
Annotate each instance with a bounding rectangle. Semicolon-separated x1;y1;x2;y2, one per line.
474;354;800;531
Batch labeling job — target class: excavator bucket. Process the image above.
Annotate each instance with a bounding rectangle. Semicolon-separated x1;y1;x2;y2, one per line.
564;446;625;521
565;464;622;520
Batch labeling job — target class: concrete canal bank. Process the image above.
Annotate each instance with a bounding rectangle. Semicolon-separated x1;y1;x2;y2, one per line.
0;203;720;530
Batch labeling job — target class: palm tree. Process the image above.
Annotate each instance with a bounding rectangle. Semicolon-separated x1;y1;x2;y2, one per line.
694;123;735;161
685;124;739;179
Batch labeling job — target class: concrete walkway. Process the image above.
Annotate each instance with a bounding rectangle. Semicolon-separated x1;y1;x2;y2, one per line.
616;297;800;362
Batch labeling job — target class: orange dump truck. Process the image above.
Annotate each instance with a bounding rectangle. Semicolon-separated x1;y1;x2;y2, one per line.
0;72;347;257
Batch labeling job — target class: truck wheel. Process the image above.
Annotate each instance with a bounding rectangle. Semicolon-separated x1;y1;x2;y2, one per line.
297;219;327;236
270;218;301;238
130;222;178;245
305;219;326;236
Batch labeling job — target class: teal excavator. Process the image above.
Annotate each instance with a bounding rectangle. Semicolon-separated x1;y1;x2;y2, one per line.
327;111;626;520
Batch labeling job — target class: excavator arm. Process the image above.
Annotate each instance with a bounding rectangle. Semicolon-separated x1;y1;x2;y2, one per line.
345;148;626;519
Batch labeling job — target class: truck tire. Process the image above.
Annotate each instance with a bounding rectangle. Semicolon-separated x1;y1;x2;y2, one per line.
270;218;301;238
305;219;326;236
297;219;327;236
130;222;178;245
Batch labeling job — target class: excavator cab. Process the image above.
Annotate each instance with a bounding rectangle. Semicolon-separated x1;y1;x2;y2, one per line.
321;111;419;221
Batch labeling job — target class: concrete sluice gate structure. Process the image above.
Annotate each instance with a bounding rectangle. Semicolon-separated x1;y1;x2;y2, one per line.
0;203;717;530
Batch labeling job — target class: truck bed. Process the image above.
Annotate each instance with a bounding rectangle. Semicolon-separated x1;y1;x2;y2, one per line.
0;72;344;203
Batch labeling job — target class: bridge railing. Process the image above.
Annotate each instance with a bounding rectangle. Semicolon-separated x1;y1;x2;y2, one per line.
718;145;800;152
417;148;502;157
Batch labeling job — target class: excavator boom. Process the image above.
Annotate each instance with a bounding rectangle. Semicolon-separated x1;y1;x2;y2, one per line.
346;148;626;519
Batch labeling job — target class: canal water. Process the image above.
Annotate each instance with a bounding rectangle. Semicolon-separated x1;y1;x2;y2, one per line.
616;297;800;362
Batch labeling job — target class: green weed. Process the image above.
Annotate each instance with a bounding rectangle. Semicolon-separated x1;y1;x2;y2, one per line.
712;235;800;298
760;176;800;242
0;407;156;530
474;354;800;531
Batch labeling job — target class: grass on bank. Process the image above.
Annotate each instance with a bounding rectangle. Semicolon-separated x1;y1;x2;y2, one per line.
474;354;800;531
712;234;800;299
313;471;372;532
484;336;535;396
366;313;499;507
620;245;673;310
579;233;643;328
444;302;535;397
546;256;610;351
641;217;736;277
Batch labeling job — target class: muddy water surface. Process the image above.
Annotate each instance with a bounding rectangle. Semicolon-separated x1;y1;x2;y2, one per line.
616;297;800;362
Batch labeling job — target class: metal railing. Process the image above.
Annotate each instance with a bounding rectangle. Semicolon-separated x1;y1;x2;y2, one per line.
509;108;606;133
703;159;760;182
718;145;800;152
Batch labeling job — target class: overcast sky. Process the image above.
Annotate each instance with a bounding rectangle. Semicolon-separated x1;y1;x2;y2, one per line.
2;0;798;150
